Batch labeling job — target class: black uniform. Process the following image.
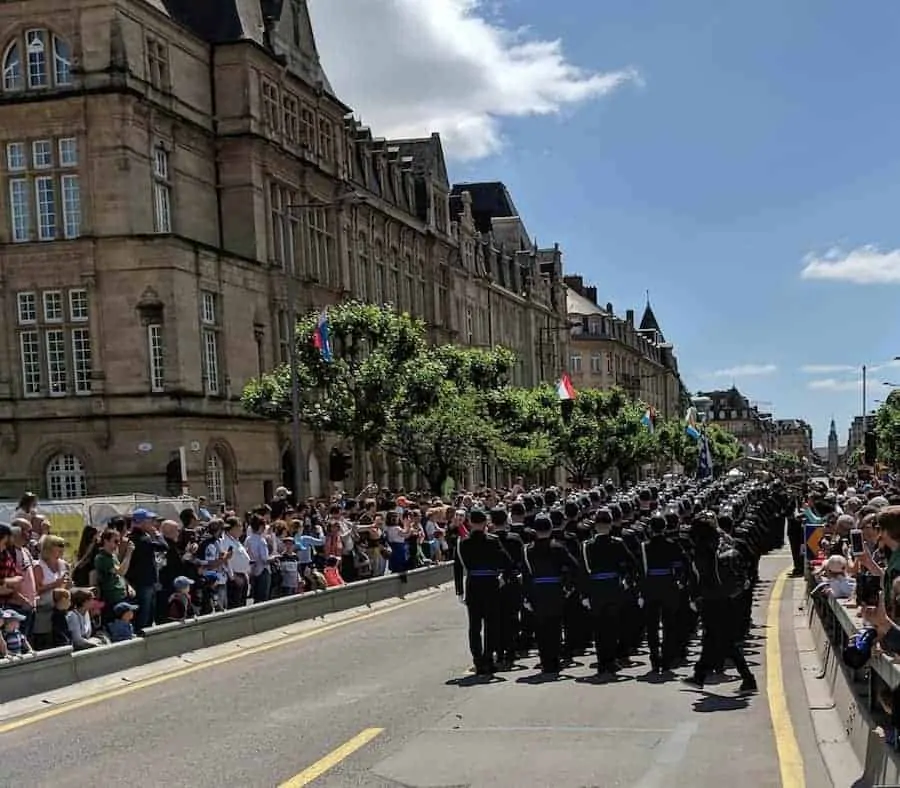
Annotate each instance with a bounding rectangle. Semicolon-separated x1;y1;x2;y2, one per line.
523;514;582;673
639;519;687;672
454;514;512;674
491;507;525;668
582;518;635;673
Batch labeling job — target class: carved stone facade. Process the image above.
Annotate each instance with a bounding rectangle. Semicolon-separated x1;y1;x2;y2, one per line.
0;0;567;507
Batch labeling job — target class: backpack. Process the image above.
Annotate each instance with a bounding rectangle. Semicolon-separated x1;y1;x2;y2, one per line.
715;540;748;599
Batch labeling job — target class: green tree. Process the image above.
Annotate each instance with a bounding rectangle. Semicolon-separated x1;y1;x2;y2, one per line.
611;401;659;482
556;388;629;485
241;301;441;461
483;385;559;481
656;418;692;470
876;389;900;469
705;424;742;471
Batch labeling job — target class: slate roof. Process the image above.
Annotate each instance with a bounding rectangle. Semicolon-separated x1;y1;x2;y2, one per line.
639;302;663;340
450;181;519;235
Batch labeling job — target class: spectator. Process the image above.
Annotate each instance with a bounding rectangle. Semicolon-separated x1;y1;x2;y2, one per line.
0;524;23;612
245;515;273;603
222;518;251;609
124;509;168;633
323;556;344;588
270;486;292;521
108;601;137;642
66;589;102;650
8;525;37;638
94;529;134;622
196;497;214;523
166;576;196;621
293;520;325;578
156;519;186;624
196;520;228;612
33;534;70;646
50;587;72;647
71;525;101;587
279;538;301;595
1;608;32;656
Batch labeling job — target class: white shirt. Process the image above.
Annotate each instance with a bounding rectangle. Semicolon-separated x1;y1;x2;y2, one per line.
245;532;270;577
220;534;251;576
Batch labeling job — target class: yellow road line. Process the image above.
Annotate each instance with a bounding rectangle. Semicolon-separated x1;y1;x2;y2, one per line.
0;592;440;735
766;570;806;788
278;727;384;787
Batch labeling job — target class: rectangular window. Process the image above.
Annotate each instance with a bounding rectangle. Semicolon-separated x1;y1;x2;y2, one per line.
277;310;291;364
590;354;603;373
152;147;171;233
201;291;216;325
300;106;316;150
42;290;63;322
34;175;56;240
282;93;299;144
202;330;219;395
261;81;280;132
26;29;48;89
68;289;88;321
318;119;334;161
19;330;41;396
6;142;25;171
148;323;164;392
45;328;67;396
17;291;36;324
146;38;169;91
570;354;582;373
9;177;30;241
71;327;91;394
61;174;80;238
32;139;52;169
58;137;77;167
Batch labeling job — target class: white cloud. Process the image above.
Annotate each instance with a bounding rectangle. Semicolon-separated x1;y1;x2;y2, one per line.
801;245;900;284
711;364;777;377
308;0;639;160
799;364;858;374
807;378;861;391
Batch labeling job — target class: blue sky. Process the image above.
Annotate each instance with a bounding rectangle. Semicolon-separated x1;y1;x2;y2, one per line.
311;0;900;447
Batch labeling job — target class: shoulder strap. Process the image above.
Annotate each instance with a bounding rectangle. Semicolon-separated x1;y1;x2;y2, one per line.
640;541;649;576
523;543;533;575
581;541;591;574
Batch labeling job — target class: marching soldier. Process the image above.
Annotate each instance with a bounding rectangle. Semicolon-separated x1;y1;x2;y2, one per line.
490;505;525;669
454;506;512;675
582;508;637;676
522;512;582;675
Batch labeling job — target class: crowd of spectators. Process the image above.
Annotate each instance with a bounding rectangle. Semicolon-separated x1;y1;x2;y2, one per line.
0;484;470;659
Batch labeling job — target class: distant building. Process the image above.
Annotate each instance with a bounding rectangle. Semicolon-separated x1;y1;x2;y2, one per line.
773;419;814;458
828;420;839;470
845;415;875;462
564;278;686;418
695;386;775;452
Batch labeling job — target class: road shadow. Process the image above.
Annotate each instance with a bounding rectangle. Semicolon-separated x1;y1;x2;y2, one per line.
574;672;634;686
635;669;678;685
682;688;752;713
445;673;507;688
515;671;574;685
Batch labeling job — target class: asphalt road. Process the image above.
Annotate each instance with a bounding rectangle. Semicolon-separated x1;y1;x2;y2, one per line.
1;551;832;788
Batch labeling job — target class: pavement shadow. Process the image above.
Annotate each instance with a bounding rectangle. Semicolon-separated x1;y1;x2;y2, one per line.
445;674;507;688
635;670;678;685
683;689;752;713
515;671;574;685
574;673;635;686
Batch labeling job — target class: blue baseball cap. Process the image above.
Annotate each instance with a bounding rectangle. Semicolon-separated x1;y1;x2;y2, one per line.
131;508;159;523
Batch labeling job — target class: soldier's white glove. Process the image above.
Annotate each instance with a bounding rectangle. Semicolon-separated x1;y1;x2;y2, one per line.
581;597;591;611
523;600;533;612
637;596;645;609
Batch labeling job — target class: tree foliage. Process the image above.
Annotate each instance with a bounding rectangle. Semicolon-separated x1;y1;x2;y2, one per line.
242;303;745;490
876;389;900;469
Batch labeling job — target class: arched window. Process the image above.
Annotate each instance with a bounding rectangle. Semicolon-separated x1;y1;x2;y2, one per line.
206;451;224;504
46;453;86;499
1;29;73;93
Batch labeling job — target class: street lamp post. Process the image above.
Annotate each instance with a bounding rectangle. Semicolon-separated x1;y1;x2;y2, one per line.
284;191;366;500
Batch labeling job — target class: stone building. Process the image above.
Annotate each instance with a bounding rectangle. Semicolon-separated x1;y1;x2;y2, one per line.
695;386;776;452
0;0;567;508
564;277;686;419
773;419;814;458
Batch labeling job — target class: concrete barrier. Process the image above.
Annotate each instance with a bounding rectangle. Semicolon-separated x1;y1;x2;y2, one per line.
0;646;74;698
808;581;900;786
0;563;452;703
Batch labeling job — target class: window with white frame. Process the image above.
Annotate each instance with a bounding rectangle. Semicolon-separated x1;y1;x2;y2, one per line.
152;146;171;233
46;453;86;499
318;118;334;161
356;235;370;302
590;353;603;373
277;310;291;365
1;29;72;93
267;181;298;270
200;291;221;395
300;105;315;150
306;206;333;283
147;323;164;392
570;353;582;374
16;287;91;398
206;451;224;503
282;92;299;144
5;136;81;242
261;80;280;132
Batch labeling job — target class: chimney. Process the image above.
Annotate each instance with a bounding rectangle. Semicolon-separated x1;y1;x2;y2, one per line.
606;302;613;314
626;309;634;326
584;286;597;305
563;275;584;294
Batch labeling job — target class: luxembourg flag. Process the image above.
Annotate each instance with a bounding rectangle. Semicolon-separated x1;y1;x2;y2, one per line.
556;372;576;401
640;406;656;432
312;310;333;362
684;407;701;440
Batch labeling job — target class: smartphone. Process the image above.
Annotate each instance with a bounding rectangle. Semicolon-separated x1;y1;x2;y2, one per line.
850;529;865;556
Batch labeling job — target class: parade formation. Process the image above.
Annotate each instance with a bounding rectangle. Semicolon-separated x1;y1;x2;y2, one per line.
453;476;791;691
